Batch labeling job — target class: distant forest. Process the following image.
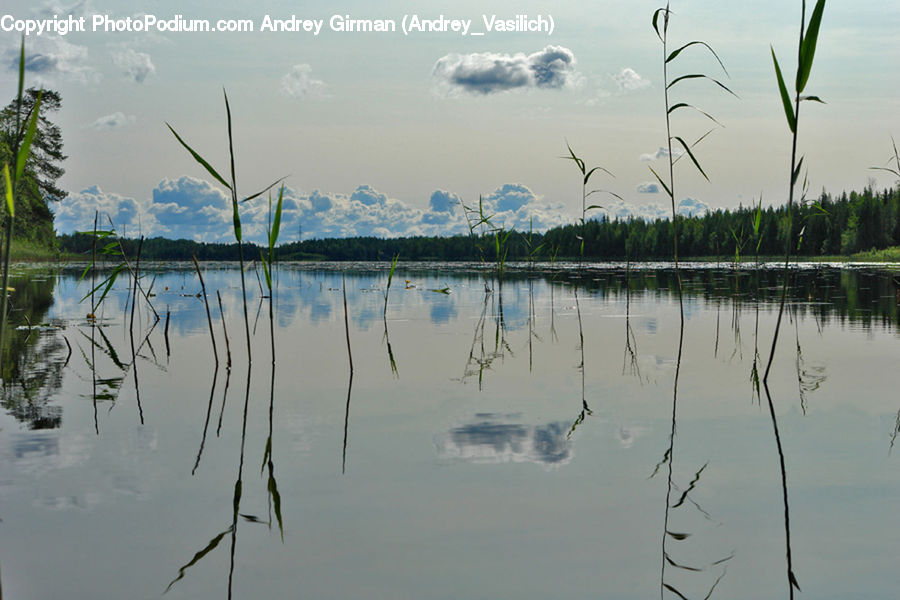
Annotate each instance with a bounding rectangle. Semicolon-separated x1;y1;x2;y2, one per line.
58;185;900;262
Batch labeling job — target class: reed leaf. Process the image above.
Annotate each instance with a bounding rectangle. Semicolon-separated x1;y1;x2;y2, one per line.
671;136;709;181
771;48;796;132
584;165;614;185
667;74;737;98
667;102;724;127
792;156;805;186
649;166;673;198
652;7;667;41
241;176;287;204
163;527;232;594
797;0;826;93
666;40;729;75
3;164;11;217
663;583;690;600
165;124;232;190
14;96;41;188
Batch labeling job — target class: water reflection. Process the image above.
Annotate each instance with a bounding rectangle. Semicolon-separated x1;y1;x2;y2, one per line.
0;275;66;429
2;262;898;599
436;413;572;466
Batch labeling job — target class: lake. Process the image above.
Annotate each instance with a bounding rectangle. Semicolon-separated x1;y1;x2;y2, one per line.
1;261;898;599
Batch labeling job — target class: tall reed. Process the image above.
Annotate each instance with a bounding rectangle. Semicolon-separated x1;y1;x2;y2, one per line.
168;89;283;364
561;142;618;268
651;5;733;599
763;0;826;382
0;39;42;368
762;4;826;597
651;2;735;275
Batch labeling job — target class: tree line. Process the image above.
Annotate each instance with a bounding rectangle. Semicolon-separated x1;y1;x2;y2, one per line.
57;185;900;262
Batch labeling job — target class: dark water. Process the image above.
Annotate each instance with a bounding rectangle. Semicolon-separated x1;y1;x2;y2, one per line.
1;262;898;599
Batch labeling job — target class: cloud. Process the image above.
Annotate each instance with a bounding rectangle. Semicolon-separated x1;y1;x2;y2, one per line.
639;147;684;162
112;48;155;83
350;184;387;206
603;198;712;221
52;185;143;234
435;414;573;466
280;64;326;98
54;179;576;241
677;197;710;217
87;112;135;130
148;176;232;240
428;190;460;213
635;182;660;194
604;199;669;221
433;45;577;95
614;67;650;91
4;36;93;82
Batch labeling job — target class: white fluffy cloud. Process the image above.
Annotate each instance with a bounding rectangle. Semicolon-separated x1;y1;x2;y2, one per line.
604;198;712;221
677;197;710;217
52;185;143;234
88;112;135;130
112;48;155;83
613;67;650;92
55;180;573;242
280;64;326;98
635;182;660;194
433;46;577;95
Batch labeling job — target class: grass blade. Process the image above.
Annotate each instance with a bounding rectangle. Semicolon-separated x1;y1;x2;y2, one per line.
584;165;614;185
649;166;673;198
797;0;826;93
269;185;284;248
667;102;724;127
792;156;805;186
3;164;12;218
652;7;667;41
166;124;232;190
667;74;738;98
15;90;42;183
671;136;710;181
241;176;287;204
771;48;796;133
666;41;729;76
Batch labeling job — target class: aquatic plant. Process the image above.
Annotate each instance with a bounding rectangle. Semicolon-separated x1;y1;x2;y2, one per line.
460;196;512;291
870;136;900;189
763;0;827;382
0;39;42;367
651;2;735;272
168;89;283;364
261;185;284;364
561;141;619;267
650;5;733;598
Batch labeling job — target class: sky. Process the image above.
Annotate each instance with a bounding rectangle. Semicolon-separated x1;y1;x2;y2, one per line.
1;0;898;243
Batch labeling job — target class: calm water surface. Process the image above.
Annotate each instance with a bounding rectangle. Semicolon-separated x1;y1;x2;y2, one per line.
1;262;899;599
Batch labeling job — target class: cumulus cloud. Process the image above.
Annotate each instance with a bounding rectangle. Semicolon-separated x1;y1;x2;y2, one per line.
614;67;650;92
148;176;232;240
112;48;155;83
435;414;572;465
639;147;684;162
52;185;143;234
433;45;577;95
280;64;326;98
635;182;660;194
87;112;135;130
603;198;712;221
54;179;577;242
5;36;93;82
677;197;710;217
